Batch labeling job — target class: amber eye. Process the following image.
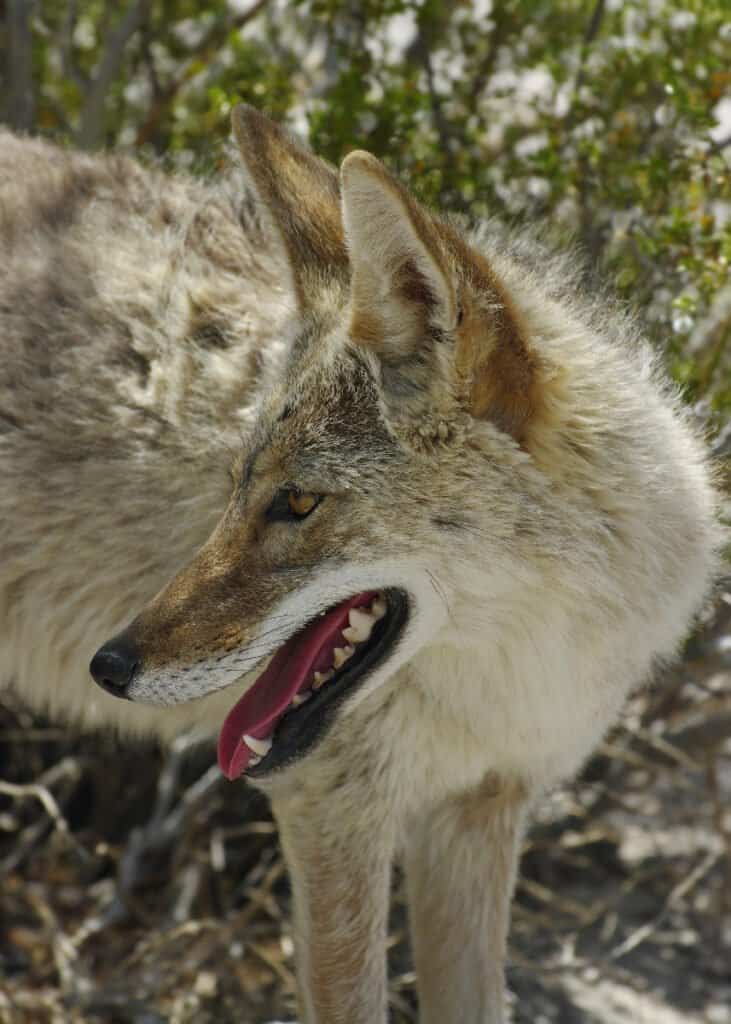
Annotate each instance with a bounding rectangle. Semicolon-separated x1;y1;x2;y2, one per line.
266;488;322;523
288;491;318;517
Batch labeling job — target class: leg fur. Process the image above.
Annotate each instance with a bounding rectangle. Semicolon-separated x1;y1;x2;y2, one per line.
404;774;529;1024
272;786;395;1024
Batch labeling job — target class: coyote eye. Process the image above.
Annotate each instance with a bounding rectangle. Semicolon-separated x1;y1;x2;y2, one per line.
266;488;322;523
288;491;319;517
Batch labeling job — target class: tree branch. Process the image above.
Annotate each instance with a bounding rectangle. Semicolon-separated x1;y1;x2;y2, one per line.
77;0;149;150
575;0;607;94
469;5;512;104
406;8;467;209
134;0;269;149
60;0;90;94
5;0;36;132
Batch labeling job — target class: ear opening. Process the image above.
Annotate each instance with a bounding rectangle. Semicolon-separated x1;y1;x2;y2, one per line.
341;150;538;444
341;151;457;347
232;105;347;307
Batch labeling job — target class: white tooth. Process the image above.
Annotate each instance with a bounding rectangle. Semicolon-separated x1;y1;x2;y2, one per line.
333;645;355;668
371;596;387;620
313;670;334;690
350;606;375;625
292;690;311;706
345;608;375;643
243;734;272;757
248;755;262;767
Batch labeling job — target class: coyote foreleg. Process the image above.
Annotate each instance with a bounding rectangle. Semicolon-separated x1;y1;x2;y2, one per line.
404;775;528;1024
272;784;395;1024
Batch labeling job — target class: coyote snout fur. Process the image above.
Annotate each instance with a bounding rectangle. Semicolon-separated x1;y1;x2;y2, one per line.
0;107;721;1023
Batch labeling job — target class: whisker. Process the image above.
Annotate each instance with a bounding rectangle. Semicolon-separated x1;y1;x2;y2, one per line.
426;569;453;626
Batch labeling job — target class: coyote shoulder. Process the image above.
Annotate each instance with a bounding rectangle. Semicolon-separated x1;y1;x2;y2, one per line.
0;109;722;1023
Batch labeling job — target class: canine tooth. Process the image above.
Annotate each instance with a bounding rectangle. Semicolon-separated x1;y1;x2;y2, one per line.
292;690;311;706
332;645;354;669
249;755;262;767
371;596;387;620
345;607;375;643
313;670;334;690
243;734;272;757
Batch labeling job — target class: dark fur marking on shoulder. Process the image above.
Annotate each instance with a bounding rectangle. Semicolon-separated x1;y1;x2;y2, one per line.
33;167;99;234
0;410;21;433
192;320;229;350
238;190;261;232
117;346;152;384
432;514;468;532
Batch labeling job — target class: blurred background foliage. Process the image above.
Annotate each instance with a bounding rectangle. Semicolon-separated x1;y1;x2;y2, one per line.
2;0;729;423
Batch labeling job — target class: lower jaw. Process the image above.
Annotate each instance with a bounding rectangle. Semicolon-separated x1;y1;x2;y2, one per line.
245;588;410;780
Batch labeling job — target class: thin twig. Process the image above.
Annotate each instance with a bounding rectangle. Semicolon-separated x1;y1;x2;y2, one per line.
609;849;721;961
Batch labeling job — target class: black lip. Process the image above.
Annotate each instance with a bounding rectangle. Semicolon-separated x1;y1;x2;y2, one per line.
245;588;409;779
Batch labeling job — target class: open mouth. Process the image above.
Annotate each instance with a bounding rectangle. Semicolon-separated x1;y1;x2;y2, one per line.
217;588;409;780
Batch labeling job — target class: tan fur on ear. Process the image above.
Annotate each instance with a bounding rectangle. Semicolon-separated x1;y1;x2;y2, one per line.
341;150;537;443
341;151;457;347
232;105;346;307
444;228;539;442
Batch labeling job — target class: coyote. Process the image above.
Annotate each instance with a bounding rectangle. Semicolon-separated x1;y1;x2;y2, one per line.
0;107;721;1023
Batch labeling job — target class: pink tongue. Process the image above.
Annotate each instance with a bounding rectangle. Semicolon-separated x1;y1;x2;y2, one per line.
217;592;377;780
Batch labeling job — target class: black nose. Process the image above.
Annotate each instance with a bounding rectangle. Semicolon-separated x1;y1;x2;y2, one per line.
89;637;140;699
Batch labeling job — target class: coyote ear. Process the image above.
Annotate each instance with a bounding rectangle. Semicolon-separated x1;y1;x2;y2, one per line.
341;151;537;443
232;105;346;308
341;151;457;351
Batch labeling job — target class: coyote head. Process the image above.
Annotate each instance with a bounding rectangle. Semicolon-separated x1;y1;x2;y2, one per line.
90;106;542;780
